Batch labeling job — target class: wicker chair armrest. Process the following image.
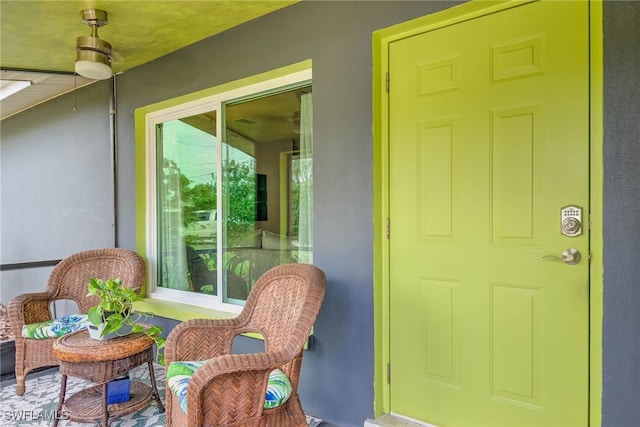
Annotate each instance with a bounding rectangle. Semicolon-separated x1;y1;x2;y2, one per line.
165;317;246;364
185;351;289;426
7;292;54;335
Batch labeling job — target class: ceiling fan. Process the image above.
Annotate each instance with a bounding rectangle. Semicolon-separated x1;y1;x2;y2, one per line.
75;8;114;80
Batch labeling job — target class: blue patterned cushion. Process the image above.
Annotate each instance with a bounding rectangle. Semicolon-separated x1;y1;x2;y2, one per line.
21;314;88;339
263;368;293;409
167;360;292;413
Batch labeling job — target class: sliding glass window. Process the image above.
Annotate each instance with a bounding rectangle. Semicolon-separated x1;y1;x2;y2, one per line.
146;70;312;311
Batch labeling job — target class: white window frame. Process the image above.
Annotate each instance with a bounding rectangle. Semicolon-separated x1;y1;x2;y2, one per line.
144;69;312;313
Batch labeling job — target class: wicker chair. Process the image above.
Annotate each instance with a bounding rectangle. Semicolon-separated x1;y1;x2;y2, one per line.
164;263;326;427
8;248;145;395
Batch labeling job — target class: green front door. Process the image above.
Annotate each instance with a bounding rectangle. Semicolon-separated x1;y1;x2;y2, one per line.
388;1;590;425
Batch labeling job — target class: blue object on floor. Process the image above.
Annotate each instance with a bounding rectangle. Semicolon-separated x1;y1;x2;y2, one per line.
107;375;130;404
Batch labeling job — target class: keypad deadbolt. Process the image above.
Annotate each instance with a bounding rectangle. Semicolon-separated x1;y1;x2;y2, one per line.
561;205;582;237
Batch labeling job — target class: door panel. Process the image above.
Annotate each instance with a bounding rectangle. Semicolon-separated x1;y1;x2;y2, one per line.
388;1;589;426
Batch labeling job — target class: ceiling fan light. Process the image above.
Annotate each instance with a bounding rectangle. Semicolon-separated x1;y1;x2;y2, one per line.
74;9;113;80
75;50;112;80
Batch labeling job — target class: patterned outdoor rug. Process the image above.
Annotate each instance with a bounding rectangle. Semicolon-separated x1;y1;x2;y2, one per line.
0;363;324;426
0;363;166;427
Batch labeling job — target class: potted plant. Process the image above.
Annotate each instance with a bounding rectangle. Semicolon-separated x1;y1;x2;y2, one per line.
86;277;165;362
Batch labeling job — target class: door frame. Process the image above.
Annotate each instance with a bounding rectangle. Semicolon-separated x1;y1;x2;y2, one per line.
372;0;604;424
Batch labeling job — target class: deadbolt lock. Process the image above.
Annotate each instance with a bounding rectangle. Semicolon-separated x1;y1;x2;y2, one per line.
561;205;582;237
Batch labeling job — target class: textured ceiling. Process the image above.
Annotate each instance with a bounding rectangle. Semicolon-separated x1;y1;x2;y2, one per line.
0;0;298;119
0;1;297;74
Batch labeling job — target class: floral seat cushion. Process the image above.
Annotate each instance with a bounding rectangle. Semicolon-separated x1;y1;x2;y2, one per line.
21;314;88;339
167;360;293;413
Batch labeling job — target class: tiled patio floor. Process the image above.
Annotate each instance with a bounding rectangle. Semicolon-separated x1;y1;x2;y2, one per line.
366;414;435;427
1;342;430;427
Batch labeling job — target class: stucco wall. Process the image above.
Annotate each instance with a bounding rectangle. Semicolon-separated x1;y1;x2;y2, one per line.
0;82;115;304
602;2;640;426
114;2;453;425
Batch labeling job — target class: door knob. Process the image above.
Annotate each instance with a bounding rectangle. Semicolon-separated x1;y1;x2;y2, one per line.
543;248;581;265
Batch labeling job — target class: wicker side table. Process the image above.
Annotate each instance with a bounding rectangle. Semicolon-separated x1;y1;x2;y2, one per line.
51;329;165;427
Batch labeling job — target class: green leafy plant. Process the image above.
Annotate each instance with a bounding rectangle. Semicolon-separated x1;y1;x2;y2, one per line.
86;277;165;362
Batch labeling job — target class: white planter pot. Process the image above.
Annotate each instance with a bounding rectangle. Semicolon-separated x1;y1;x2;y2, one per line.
87;321;132;340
